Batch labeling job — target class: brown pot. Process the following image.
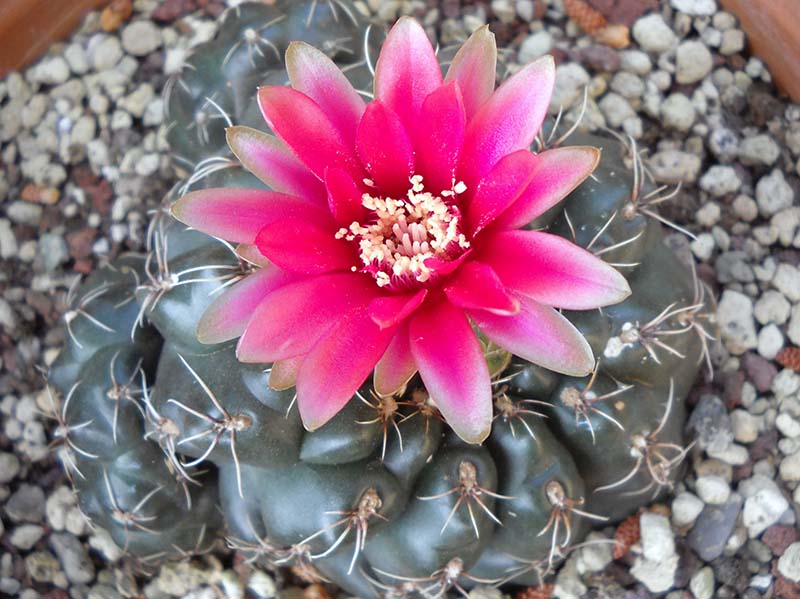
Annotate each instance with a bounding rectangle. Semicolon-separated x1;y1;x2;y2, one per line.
720;0;800;102
0;0;110;77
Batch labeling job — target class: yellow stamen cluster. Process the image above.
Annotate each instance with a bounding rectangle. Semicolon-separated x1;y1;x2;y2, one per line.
336;175;470;287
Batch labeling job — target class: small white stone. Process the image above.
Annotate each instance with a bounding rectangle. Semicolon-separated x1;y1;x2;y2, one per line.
757;324;784;360
64;43;89;75
730;410;762;443
754;290;791;325
696;202;721;227
778;543;800;582
690;233;715;261
640;512;675;562
777;413;800;438
699;165;741;196
649;150;702;184
676;40;714;84
599;93;635;128
632;14;678;54
247;570;276;598
707;443;750;465
518;31;553;63
740;135;780;166
550;63;590;114
672;492;705;528
743;486;790;537
690;567;715;599
88;35;123;71
773;263;800;302
121;21;163;56
720;29;745;55
696;475;731;505
631;554;679;593
733;195;758;222
756;170;794;217
661;93;696;132
620;50;652;75
29;57;70;85
780;450;800;482
611;71;646;99
671;0;717;15
717;290;757;354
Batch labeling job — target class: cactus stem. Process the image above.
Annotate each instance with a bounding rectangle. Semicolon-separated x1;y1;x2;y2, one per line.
306;0;360;28
64;280;117;349
43;382;99;474
494;554;549;587
102;469;163;549
418;461;513;540
562;209;643;269
493;391;549;440
106;351;146;444
178;157;239;195
356;390;403;461
677;261;717;380
222;18;284;69
396;389;443;434
536;87;589;152
559;362;629;444
374;558;499;599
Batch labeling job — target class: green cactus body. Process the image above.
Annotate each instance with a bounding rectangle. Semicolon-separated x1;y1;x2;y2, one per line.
49;3;715;596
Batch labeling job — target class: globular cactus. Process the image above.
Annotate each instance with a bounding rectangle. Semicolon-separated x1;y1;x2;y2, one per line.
49;3;716;597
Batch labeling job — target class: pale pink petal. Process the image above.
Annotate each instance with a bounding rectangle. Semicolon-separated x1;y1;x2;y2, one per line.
269;356;303;390
479;230;631;310
466;149;538;236
235;244;271;268
171;188;323;244
286;41;366;145
196;264;296;344
374;322;417;396
414;81;467;194
409;300;492;443
492;146;601;230
325;167;365;226
374;17;443;132
254;218;354;275
468;295;594;377
356;101;415;196
297;307;396;430
443;261;519;315
226;126;326;202
368;289;427;329
237;273;376;363
443;25;497;120
459;55;555;187
258;86;362;181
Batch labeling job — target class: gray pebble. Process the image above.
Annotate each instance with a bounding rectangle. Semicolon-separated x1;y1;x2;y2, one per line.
550;63;590;113
649;150;702;183
632;14;677;54
5;483;45;523
739;134;780;166
0;452;20;483
599;92;635;128
38;233;69;272
689;394;734;452
518;31;552;63
88;34;123;72
121;21;163;56
756;170;794;217
10;524;45;550
708;127;739;162
688;495;743;561
50;533;95;584
7;201;43;226
699;165;741;196
661;93;696;131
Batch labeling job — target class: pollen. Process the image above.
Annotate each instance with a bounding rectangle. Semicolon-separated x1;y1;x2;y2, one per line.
335;175;470;289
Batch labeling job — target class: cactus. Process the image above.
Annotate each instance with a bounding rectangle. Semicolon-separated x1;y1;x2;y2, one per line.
49;3;715;596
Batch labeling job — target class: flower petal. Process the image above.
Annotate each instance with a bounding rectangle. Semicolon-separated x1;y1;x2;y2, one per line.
444;261;519;315
479;230;632;310
443;25;497;120
374;17;443;132
171;188;321;244
368;289;427;329
196;264;296;344
237;272;376;363
459;55;555;187
269;356;303;390
325;167;365;226
235;243;271;268
466;149;538;236
286;41;366;145
297;307;396;431
258;86;362;181
409;300;492;443
374;322;417;396
492;146;601;230
469;295;594;377
226;126;326;202
356;101;415;196
414;81;467;195
254;217;354;275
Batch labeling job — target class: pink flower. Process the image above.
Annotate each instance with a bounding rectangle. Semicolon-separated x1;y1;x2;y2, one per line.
172;18;630;443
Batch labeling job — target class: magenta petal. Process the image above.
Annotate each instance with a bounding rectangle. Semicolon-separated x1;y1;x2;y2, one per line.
409;300;492;444
444;261;519;315
368;289;427;329
171;188;320;244
493;146;601;230
374;322;417;396
325;168;365;226
466;149;538;236
237;273;376;363
469;295;594;377
356;101;415;195
286;42;366;145
226;126;326;202
374;17;443;132
444;26;497;120
415;81;467;194
297;307;395;431
254;218;354;275
480;230;632;310
459;55;555;187
258;86;362;181
196;264;296;344
269;356;303;390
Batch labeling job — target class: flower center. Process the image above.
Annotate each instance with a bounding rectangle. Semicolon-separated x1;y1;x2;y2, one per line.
336;175;470;289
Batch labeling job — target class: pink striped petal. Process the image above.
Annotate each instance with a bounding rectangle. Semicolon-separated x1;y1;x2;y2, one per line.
286;41;366;145
492;146;601;230
237;273;376;363
409;300;492;443
325;168;365;226
374;322;417;396
374;17;443;132
196;264;296;344
466;149;538;236
171;188;322;244
269;356;303;390
356;101;415;196
258;86;362;181
444;25;497;120
254;218;354;275
226;126;325;202
297;307;396;430
414;81;467;194
479;230;632;310
469;295;594;377
459;55;555;187
444;261;519;315
368;290;427;329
